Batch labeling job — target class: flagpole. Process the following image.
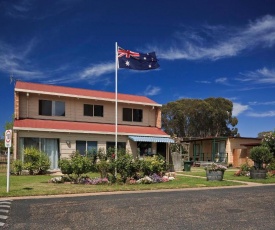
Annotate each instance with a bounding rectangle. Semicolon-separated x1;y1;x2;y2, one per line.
115;42;118;176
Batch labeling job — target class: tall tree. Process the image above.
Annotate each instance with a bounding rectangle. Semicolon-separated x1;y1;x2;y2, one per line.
161;98;238;138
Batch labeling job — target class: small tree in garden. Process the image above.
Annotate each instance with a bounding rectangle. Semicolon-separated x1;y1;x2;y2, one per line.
24;147;51;175
115;150;141;183
59;151;91;182
250;146;273;170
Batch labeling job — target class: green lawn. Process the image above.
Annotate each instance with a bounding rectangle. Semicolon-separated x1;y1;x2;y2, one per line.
1;167;274;198
0;171;244;198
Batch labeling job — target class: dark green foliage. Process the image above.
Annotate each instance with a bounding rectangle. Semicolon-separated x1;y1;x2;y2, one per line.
58;148;168;184
59;158;73;175
266;158;275;171
250;146;273;169
161;97;238;138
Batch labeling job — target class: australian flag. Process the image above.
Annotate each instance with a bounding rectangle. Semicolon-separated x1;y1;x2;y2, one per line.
117;47;160;70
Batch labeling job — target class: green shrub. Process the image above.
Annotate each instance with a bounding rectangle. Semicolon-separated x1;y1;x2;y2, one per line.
250;146;273;169
59;158;73;175
37;152;51;175
70;152;91;177
96;160;110;178
140;155;167;176
59;152;91;183
267;158;275;171
23;147;51;175
116;152;140;183
12;159;23;175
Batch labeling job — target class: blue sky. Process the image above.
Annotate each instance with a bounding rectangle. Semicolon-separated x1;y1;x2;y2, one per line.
1;0;275;138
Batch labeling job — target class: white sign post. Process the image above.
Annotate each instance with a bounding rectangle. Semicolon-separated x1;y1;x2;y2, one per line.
5;129;12;193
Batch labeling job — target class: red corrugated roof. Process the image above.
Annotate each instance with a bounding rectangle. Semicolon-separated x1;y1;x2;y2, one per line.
13;119;170;137
15;81;160;106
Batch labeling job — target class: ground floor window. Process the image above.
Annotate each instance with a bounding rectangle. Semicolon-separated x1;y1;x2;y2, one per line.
137;142;152;157
106;142;126;152
76;141;97;156
19;137;59;169
214;141;226;162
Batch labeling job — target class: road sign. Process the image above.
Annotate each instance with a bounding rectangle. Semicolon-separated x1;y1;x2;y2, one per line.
5;130;12;148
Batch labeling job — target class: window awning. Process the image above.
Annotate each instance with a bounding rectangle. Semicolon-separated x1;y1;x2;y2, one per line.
128;136;174;143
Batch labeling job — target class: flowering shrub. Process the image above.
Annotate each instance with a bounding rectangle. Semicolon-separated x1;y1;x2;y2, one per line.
150;173;163;183
49;176;64;183
267;170;275;177
80;177;109;185
126;178;137;184
262;130;275;157
204;163;227;172
137;176;153;184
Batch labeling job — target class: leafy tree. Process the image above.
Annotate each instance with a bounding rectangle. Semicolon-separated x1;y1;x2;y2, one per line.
162;97;238;138
1;114;14;154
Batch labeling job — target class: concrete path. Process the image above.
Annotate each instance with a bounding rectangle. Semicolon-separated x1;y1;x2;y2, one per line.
176;172;269;186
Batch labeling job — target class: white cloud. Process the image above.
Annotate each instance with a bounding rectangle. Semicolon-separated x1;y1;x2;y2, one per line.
3;0;32;18
232;102;250;116
152;15;275;61
41;62;115;85
249;101;275;105
215;77;227;84
0;39;45;79
79;63;114;79
195;80;211;84
143;85;161;96
238;67;275;84
247;111;275;117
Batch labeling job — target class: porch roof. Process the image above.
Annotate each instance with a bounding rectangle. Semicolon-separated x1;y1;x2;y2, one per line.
13;119;170;137
128;135;174;143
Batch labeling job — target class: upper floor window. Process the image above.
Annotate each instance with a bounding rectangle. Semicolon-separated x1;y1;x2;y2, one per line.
39;100;65;116
84;104;103;117
123;108;143;122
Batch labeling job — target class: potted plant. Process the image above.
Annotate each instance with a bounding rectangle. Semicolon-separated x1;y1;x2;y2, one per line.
204;163;227;181
249;146;273;179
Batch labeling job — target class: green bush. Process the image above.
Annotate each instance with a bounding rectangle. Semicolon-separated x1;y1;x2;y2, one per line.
116;151;140;183
70;152;91;177
37;152;51;175
267;158;275;171
12;159;23;175
140;155;167;176
250;146;273;169
59;158;73;175
23;147;51;175
59;152;91;183
96;160;110;178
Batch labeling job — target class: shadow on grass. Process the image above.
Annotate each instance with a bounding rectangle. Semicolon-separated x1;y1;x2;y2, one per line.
23;187;33;190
